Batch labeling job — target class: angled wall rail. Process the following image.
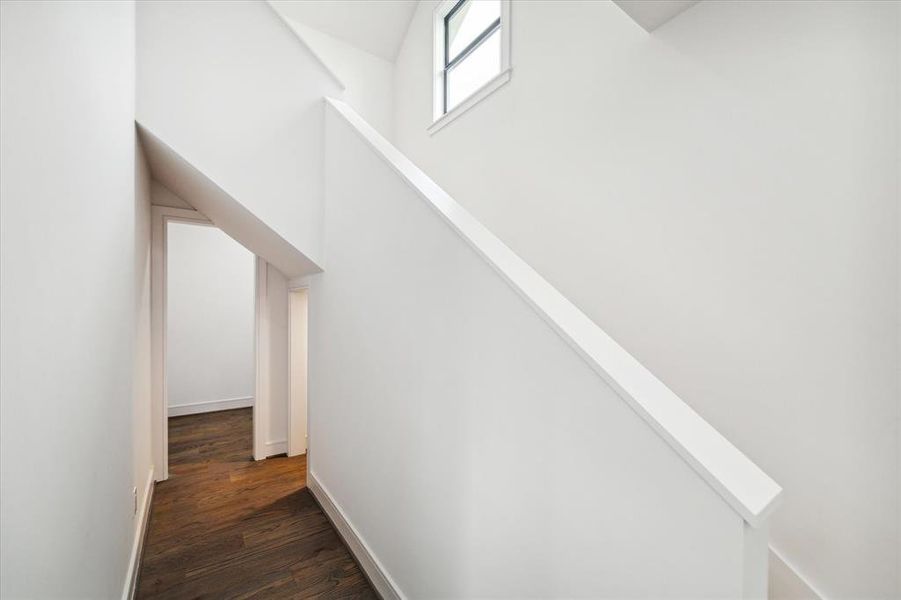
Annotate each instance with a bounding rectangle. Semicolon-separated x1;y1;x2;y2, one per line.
309;98;782;599
325;97;782;526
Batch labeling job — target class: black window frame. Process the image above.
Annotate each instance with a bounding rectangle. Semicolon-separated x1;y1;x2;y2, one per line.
442;0;501;114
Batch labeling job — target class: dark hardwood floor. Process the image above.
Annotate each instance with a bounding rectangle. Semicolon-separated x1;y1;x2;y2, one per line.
136;408;376;599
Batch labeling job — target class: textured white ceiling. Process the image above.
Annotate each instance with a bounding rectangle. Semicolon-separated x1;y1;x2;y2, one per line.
268;0;418;61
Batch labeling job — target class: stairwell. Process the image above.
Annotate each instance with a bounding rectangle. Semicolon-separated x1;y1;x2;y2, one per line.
135;1;781;597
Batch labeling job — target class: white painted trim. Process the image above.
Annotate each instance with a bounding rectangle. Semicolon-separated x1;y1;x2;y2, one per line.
168;396;254;417
264;1;346;92
151;205;212;482
254;257;270;462
769;545;827;600
287;275;313;291
428;68;512;135
742;521;768;599
431;0;512;127
264;440;288;456
308;473;403;600
121;467;154;600
325;97;783;527
287;286;309;457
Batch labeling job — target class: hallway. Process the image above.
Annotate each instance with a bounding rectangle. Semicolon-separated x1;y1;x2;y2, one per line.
136;409;376;599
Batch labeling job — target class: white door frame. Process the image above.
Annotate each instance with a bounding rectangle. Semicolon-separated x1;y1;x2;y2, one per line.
253;256;271;462
287;277;311;457
151;206;268;480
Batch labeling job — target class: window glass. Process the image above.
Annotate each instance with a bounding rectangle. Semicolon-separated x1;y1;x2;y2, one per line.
446;0;500;62
446;27;500;110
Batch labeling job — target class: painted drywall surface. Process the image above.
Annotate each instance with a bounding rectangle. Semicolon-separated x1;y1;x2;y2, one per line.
139;126;318;278
0;1;137;597
265;0;417;61
613;0;700;32
289;289;309;456
769;551;822;600
151;179;193;211
309;107;760;598
897;4;901;595
137;0;342;269
134;134;154;541
167;223;255;412
393;1;900;596
267;263;290;450
274;14;395;139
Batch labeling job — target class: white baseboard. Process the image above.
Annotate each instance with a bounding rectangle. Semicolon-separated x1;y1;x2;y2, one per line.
308;472;403;600
769;546;826;600
265;440;287;456
168;396;253;417
122;467;154;600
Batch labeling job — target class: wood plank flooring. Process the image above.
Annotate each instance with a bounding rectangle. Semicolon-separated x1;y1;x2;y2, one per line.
136;408;376;599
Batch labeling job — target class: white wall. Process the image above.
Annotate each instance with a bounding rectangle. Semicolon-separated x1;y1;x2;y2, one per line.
271;11;395;138
310;103;767;599
151;180;193;210
393;1;900;597
134;132;154;551
266;263;290;453
137;0;343;270
289;289;309;456
0;1;138;597
167;223;255;413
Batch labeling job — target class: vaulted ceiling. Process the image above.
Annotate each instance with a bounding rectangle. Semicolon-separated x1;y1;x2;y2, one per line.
612;0;700;32
267;0;418;61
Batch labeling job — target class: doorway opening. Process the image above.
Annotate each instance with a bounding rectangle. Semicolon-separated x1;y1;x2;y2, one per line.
165;220;255;467
150;205;310;481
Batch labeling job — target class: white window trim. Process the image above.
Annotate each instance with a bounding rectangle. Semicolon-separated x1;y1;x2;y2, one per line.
429;0;512;135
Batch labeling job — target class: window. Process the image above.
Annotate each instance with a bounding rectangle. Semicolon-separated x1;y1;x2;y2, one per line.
430;0;511;133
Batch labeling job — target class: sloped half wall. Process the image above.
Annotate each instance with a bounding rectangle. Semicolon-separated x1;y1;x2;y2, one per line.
137;0;343;272
138;124;319;277
308;99;779;599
